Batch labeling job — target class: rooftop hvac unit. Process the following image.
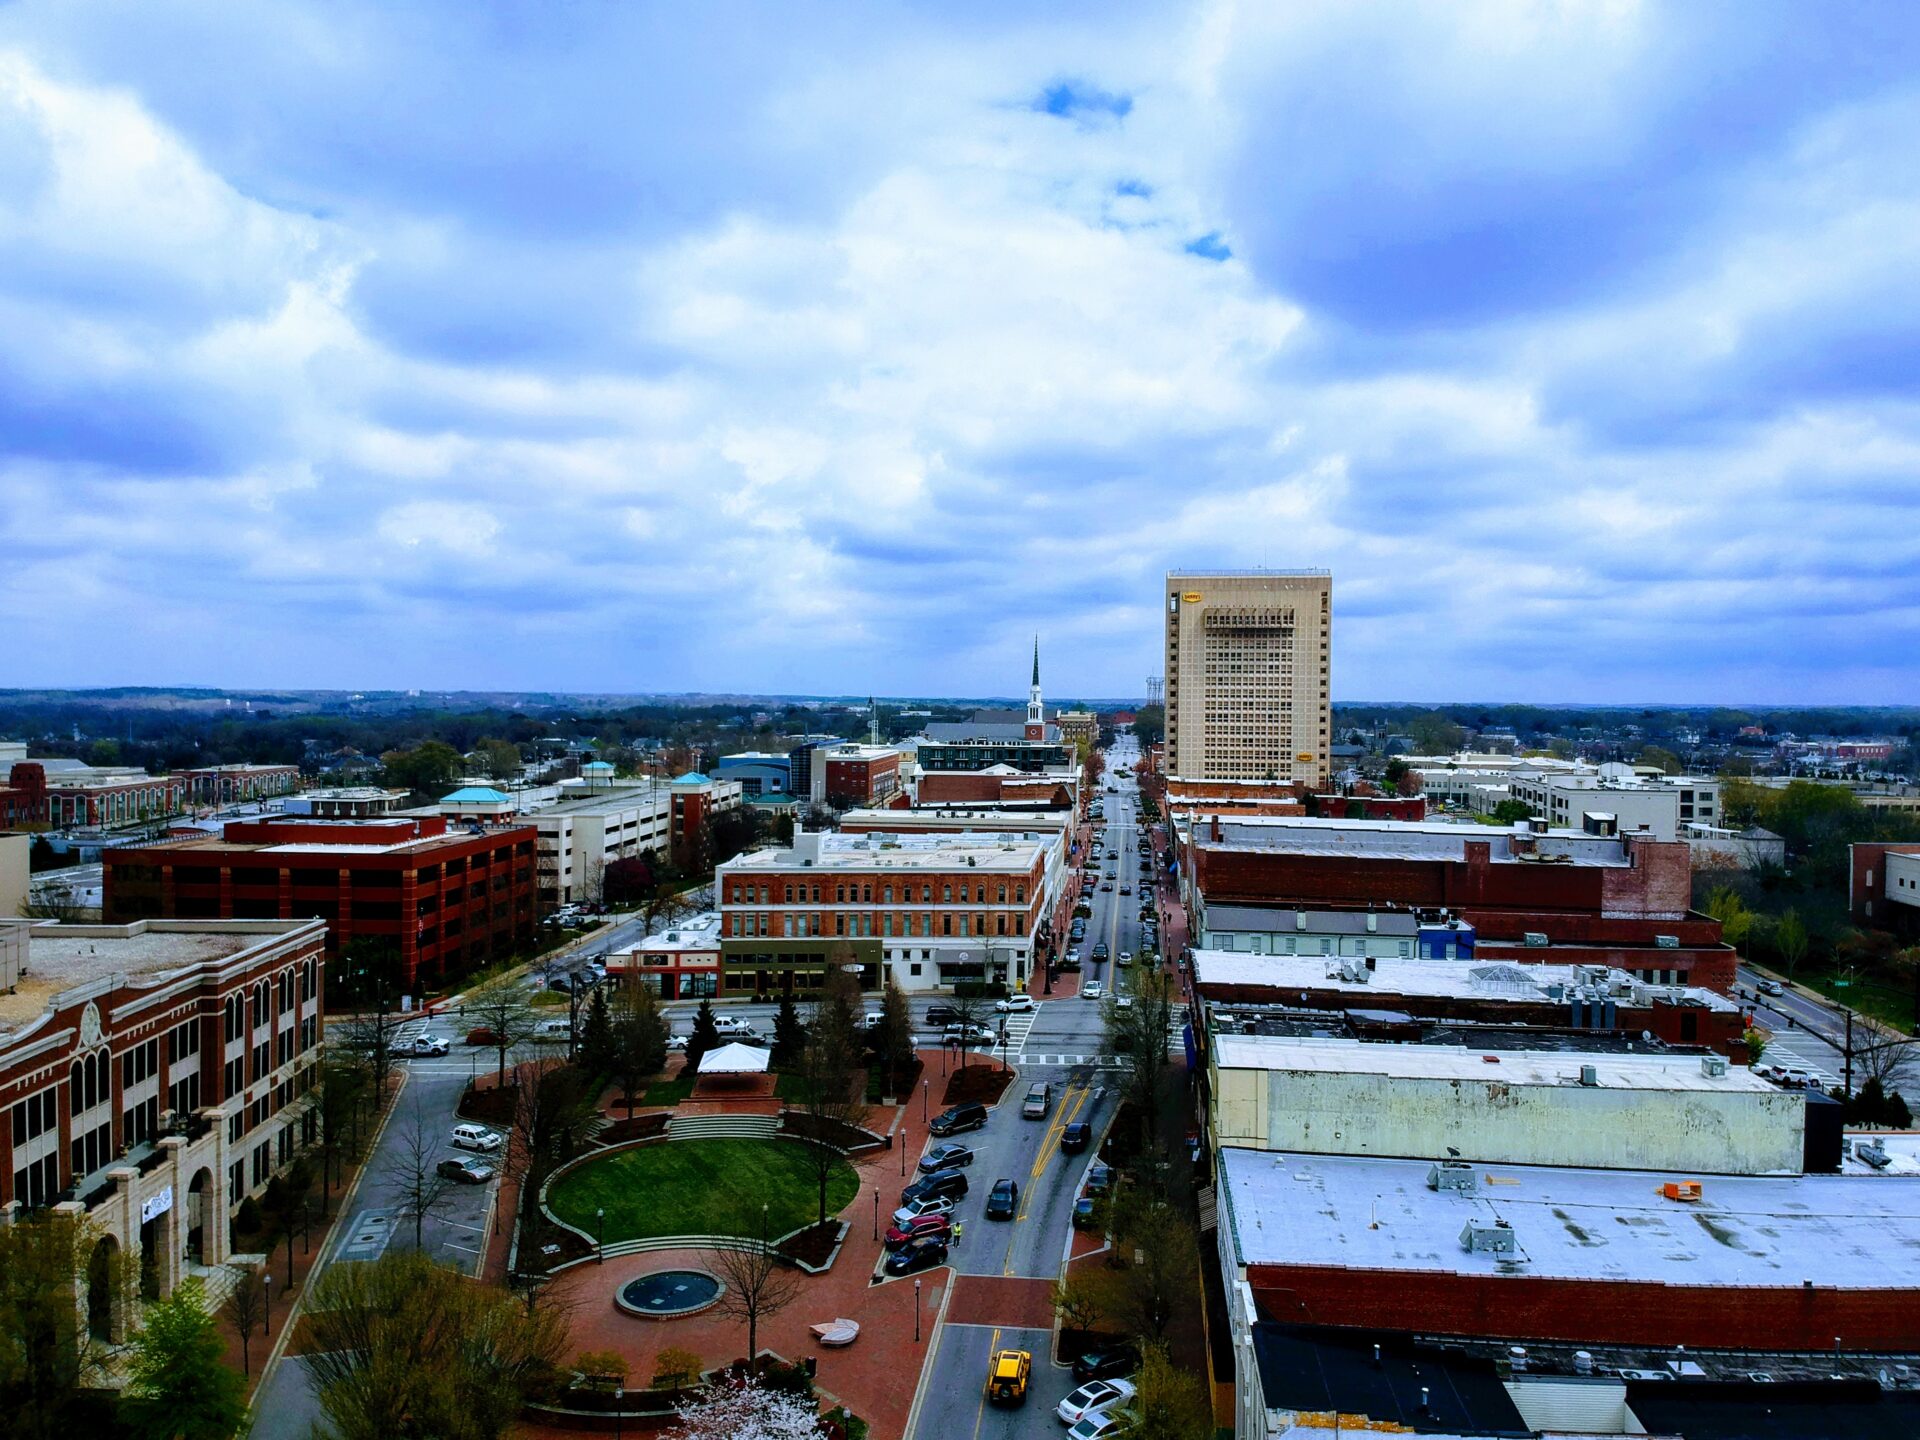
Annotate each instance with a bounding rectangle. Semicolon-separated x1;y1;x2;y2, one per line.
1655;934;1680;950
1579;1065;1599;1087
1701;1054;1730;1078
1427;1160;1479;1194
1857;1140;1892;1170
1661;1180;1704;1203
1573;1351;1594;1376
1523;932;1549;948
1460;1218;1517;1254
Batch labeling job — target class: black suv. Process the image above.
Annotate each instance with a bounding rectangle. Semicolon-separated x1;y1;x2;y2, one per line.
1059;1120;1092;1154
928;1101;988;1136
925;1003;961;1027
901;1168;969;1205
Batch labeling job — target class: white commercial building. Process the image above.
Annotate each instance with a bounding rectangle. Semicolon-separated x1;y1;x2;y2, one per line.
1209;1033;1805;1175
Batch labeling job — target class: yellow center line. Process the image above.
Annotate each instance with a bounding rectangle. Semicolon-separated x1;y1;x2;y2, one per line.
970;1326;1000;1439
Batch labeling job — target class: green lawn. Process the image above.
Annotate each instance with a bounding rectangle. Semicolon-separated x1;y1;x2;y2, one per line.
1800;970;1916;1035
547;1137;858;1242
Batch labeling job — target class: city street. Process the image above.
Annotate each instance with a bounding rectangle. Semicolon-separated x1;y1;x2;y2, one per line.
905;734;1159;1438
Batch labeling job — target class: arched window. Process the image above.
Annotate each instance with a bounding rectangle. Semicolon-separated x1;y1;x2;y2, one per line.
882;886;892;904
942;885;952;903
997;885;1007;903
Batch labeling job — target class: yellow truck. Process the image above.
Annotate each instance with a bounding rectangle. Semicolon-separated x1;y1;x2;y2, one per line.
986;1348;1031;1406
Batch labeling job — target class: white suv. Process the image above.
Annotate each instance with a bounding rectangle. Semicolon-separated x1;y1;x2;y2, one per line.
450;1124;502;1153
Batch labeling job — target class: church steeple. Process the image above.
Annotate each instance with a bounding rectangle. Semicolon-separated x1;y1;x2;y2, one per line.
1025;636;1045;740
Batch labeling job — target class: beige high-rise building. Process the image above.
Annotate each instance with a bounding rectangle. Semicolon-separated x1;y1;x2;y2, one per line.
1164;570;1332;786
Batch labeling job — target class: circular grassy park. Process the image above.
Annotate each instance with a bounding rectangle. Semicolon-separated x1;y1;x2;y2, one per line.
547;1137;860;1244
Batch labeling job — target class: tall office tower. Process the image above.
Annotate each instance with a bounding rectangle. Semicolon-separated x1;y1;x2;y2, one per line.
1164;570;1332;786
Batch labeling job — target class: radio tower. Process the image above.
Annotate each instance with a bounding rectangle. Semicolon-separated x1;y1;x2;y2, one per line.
1145;675;1163;708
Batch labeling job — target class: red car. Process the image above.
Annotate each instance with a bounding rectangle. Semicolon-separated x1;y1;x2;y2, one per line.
884;1212;953;1249
465;1026;501;1047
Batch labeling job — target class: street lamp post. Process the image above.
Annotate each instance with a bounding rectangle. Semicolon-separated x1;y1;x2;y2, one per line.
262;1272;272;1333
872;1188;879;1241
914;1277;922;1343
614;1386;625;1440
922;1078;929;1123
596;1207;605;1264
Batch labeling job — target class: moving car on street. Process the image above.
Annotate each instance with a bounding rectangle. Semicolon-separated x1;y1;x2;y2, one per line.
986;1349;1031;1406
985;1178;1018;1219
994;994;1035;1013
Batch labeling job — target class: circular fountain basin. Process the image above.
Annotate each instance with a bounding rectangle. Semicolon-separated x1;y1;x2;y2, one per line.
615;1267;725;1320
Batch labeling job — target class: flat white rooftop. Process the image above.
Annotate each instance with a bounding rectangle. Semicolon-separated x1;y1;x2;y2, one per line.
621;912;723;952
1193;951;1739;1012
1211;1034;1771;1093
1219;1147;1920;1289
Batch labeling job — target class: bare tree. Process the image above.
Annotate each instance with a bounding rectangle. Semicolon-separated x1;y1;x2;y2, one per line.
643;884;698;938
1103;965;1177;1162
332;1005;404;1112
502;1061;605;1245
1855;1035;1917;1092
465;975;538;1088
223;1262;267;1377
706;1220;801;1375
383;1092;456;1252
943;990;992;1074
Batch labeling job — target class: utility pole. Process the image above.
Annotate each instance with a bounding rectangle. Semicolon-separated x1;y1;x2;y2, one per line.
1844;1008;1856;1097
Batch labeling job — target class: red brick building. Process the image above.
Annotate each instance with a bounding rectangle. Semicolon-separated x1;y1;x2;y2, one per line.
916;770;1074;807
8;761;186;828
103;816;536;993
1850;840;1920;937
181;764;301;805
1186;816;1735;990
717;829;1056;994
820;746;903;809
1;916;326;1333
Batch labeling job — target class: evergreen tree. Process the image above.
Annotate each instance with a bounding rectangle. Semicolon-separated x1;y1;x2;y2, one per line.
612;984;669;1116
685;998;722;1073
578;986;615;1073
771;994;806;1070
119;1278;247;1440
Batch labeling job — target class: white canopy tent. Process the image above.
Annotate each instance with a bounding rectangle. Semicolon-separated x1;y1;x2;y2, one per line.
697;1041;772;1075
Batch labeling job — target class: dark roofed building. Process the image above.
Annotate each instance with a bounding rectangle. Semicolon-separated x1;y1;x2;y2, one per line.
1248;1324;1530;1436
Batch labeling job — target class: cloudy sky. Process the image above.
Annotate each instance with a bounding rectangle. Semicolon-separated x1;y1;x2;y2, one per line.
3;2;1918;704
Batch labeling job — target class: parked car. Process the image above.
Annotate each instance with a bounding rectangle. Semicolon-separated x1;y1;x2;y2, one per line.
1758;979;1785;996
862;1011;886;1029
892;1194;958;1226
1066;1407;1135;1440
1022;1082;1052;1119
450;1124;502;1153
919;1142;975;1173
928;1102;988;1136
1072;1341;1141;1383
437;1157;494;1185
985;1178;1018;1220
535;1018;574;1041
1085;1161;1114;1197
712;1015;757;1035
883;1236;950;1276
994;994;1035;1013
884;1212;953;1248
666;1034;688;1051
1060;1120;1092;1153
1058;1379;1138;1426
1072;1195;1100;1230
901;1168;969;1206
